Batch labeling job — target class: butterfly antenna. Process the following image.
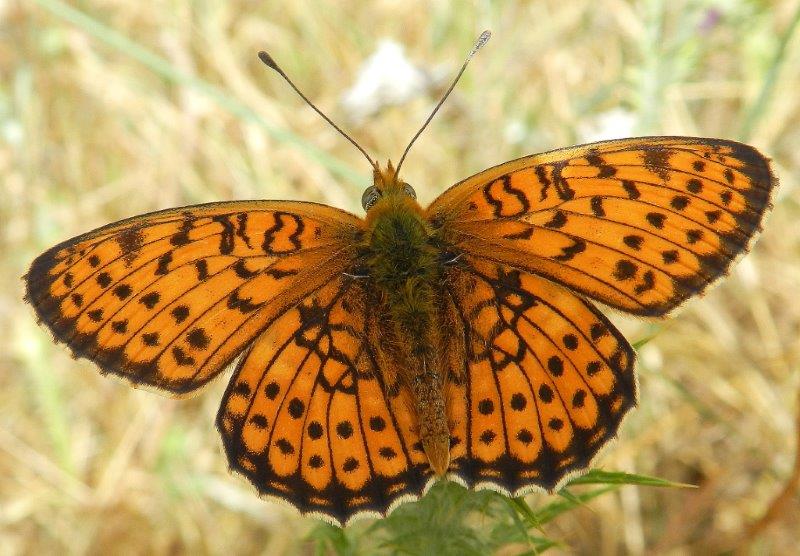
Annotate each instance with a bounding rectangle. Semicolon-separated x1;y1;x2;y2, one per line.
395;30;491;176
258;51;377;168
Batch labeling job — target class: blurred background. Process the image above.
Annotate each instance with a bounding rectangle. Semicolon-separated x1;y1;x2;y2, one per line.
2;0;800;554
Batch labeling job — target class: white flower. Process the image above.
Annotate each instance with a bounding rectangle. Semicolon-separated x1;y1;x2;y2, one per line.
341;40;440;124
577;108;637;143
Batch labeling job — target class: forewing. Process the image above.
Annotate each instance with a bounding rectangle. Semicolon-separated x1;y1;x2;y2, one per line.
445;256;636;493
427;137;776;316
25;201;361;393
216;276;432;526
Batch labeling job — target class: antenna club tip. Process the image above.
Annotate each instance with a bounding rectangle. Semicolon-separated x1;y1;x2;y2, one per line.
258;50;279;70
468;30;492;58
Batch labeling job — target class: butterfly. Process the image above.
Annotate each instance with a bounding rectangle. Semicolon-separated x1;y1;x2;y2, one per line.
24;31;777;526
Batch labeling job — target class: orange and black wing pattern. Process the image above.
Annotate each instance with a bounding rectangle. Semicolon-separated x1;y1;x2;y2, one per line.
217;276;433;525
428;137;776;317
444;256;636;494
24;201;361;394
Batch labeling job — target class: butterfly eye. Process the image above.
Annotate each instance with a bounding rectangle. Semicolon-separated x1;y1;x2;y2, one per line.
402;183;417;200
361;186;382;211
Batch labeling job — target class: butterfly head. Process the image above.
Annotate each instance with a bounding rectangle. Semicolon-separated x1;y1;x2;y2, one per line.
361;160;417;212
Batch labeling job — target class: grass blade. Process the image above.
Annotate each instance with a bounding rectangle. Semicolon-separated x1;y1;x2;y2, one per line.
34;0;367;189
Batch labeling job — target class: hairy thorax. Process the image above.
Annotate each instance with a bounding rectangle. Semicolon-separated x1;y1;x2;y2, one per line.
361;193;452;474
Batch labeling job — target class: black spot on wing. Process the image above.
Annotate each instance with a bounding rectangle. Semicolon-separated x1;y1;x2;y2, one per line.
553;238;586;262
543;211;567;229
643;148;671;181
503;226;534;241
227;289;263;313
117;227;145;265
590;196;605;217
211;214;236;255
170;220;192;247
155;252;173;276
195;259;209;281
140;291;160;309
622;180;640;199
613;260;637;280
623;235;643;250
233;259;258;279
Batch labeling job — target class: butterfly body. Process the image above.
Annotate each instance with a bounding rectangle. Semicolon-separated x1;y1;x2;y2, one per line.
361;163;453;474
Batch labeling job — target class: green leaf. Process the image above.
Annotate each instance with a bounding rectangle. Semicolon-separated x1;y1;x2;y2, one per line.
632;323;662;349
533;486;618;525
566;469;696;489
308;522;361;556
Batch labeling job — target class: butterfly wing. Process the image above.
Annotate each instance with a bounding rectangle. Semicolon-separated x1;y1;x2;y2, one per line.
427;137;776;317
24;201;362;394
444;256;636;493
217;276;433;525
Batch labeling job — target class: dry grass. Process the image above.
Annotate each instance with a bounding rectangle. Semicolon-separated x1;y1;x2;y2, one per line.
2;0;800;553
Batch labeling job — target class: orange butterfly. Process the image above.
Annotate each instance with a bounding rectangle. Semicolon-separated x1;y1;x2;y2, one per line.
24;32;777;526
